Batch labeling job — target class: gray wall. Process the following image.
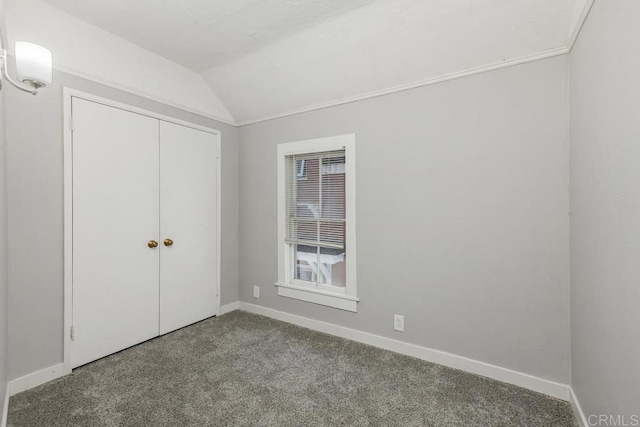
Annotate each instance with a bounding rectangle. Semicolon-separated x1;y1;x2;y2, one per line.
0;0;9;413
5;70;239;380
570;0;640;419
0;90;6;423
239;56;571;383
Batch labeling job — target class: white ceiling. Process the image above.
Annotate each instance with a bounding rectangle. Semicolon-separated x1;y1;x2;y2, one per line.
41;0;376;71
41;0;589;124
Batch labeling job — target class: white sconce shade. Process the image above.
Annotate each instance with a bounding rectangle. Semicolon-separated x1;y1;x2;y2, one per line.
15;41;52;88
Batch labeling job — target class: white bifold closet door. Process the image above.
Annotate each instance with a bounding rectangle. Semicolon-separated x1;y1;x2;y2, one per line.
71;98;218;369
159;121;218;335
72;98;160;368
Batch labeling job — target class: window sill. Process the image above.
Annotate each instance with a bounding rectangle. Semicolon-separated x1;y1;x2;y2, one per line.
275;282;359;312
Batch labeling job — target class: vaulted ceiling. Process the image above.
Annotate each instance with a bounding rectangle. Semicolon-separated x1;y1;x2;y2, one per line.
41;0;589;125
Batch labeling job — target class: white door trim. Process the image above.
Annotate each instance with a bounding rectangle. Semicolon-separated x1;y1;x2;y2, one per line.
63;87;222;375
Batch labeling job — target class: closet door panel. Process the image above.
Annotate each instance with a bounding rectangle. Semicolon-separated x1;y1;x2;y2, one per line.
72;98;160;368
159;121;218;334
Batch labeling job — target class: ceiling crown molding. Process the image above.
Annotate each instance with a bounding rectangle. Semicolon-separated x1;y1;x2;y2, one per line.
568;0;596;51
235;46;569;127
54;61;238;126
235;0;597;127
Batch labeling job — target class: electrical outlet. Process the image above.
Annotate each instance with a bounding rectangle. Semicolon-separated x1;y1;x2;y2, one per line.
253;286;260;298
394;314;404;332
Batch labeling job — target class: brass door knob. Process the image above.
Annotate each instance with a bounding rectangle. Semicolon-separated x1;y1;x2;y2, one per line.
164;238;174;247
148;240;159;248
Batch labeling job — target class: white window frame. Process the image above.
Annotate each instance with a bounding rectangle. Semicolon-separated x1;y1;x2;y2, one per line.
276;134;358;312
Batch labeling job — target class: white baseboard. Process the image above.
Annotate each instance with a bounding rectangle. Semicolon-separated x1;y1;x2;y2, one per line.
4;301;239;397
8;363;65;396
236;301;571;401
4;302;578;421
220;301;239;315
1;383;9;427
570;388;588;427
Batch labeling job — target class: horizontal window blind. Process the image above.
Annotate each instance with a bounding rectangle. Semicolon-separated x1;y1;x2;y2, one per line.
285;150;346;250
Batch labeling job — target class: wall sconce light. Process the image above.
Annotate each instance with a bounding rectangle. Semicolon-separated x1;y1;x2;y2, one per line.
1;41;52;95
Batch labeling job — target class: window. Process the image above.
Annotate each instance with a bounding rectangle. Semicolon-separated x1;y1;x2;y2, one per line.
276;134;357;312
296;159;307;179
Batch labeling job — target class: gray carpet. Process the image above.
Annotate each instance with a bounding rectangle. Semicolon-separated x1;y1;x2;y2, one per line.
8;311;577;426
